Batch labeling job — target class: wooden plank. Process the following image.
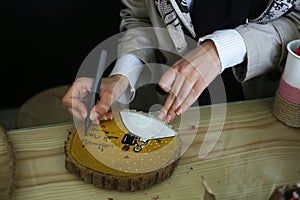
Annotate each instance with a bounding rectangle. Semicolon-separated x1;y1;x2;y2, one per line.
3;98;300;200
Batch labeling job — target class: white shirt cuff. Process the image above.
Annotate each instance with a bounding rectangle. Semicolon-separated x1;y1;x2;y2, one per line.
109;54;144;104
199;29;247;73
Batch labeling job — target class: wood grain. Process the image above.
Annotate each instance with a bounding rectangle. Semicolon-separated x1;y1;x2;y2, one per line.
2;98;300;200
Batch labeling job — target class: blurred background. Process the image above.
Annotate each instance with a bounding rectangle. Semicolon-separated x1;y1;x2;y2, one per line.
0;0;122;128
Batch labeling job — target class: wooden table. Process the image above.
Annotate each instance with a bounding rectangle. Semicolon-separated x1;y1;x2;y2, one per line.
2;98;300;199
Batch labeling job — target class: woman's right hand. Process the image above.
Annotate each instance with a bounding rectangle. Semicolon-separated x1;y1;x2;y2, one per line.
62;74;130;124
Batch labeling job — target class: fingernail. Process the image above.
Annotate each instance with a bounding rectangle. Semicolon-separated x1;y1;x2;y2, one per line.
89;112;95;121
89;111;98;121
176;108;182;115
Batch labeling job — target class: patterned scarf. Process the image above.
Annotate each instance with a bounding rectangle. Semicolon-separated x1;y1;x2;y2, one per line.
253;0;296;22
154;0;195;52
154;0;296;52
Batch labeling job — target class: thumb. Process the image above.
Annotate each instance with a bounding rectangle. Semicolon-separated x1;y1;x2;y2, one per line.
159;68;176;93
94;94;112;115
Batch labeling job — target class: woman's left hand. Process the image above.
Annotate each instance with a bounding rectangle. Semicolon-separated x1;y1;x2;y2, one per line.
157;40;222;122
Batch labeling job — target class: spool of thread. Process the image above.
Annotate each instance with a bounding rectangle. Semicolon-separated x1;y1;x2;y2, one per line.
272;39;300;128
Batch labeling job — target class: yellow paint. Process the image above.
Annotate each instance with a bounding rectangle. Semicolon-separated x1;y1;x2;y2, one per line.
71;113;179;174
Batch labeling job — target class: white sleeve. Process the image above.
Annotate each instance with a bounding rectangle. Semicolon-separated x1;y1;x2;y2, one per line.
199;29;247;73
109;54;144;104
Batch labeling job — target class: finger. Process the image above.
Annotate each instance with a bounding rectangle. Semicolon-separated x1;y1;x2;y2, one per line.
62;85;90;117
177;81;206;114
158;69;183;120
168;79;193;116
167;63;200;116
157;106;168;121
64;94;87;120
158;92;175;120
164;112;176;123
91;104;113;124
164;73;185;108
71;98;88;118
94;87;114;115
90;107;113;124
62;87;75;108
70;81;91;102
98;112;113;121
159;67;177;93
105;112;114;120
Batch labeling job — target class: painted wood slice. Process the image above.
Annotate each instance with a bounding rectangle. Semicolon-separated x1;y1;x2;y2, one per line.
65;110;181;191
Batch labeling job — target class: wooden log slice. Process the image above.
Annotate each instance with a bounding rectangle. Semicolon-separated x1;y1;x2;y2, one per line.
16;85;73;128
65;111;181;192
0;125;16;200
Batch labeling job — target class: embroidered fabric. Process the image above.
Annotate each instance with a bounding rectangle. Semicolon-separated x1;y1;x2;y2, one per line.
154;0;195;51
251;0;296;23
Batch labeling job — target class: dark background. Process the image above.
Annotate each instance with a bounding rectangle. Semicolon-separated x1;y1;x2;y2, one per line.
0;0;122;109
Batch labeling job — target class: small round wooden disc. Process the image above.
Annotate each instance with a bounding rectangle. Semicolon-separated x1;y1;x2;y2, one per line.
16;85;73;128
65;112;181;192
0;125;16;200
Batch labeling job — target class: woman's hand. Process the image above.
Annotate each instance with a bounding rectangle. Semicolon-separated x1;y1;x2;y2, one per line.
62;74;129;124
157;40;222;122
